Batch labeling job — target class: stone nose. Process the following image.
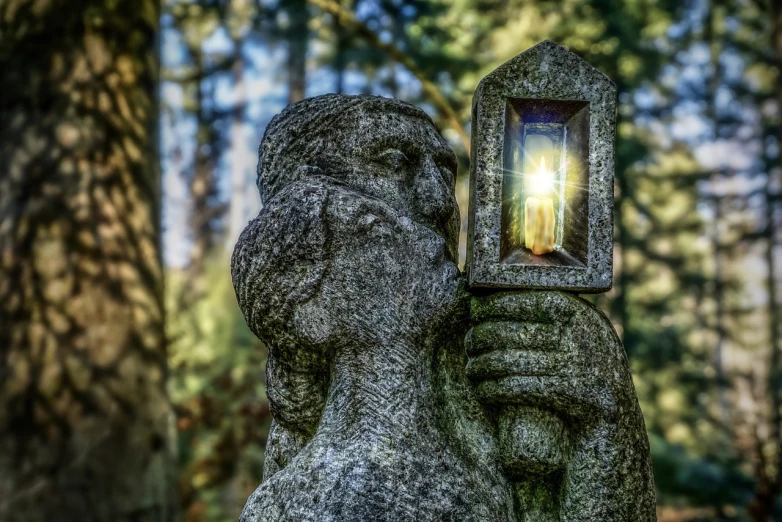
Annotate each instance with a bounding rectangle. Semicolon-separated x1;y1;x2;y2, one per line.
410;155;454;228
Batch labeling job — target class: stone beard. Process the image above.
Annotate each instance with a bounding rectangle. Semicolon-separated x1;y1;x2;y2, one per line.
231;94;655;521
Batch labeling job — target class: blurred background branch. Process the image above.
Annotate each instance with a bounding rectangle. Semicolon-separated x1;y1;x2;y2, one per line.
308;0;471;153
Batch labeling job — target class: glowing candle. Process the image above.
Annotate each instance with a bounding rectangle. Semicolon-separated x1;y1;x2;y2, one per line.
524;157;556;255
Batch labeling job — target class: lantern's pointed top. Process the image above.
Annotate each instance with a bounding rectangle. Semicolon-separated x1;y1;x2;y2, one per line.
477;40;616;99
532;39;564;51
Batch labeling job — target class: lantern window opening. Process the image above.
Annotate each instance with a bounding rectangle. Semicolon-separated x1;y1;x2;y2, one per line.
499;98;591;268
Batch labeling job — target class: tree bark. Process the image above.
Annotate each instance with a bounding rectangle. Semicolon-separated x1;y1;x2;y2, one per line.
0;1;176;521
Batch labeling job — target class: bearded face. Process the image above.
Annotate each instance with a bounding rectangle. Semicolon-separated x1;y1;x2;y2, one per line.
292;109;462;348
301;185;460;347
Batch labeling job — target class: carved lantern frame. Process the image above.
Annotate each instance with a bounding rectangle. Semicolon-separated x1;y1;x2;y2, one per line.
467;40;617;293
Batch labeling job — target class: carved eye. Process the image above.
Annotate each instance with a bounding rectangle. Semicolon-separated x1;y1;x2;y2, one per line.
378;149;410;170
434;154;457;184
357;212;394;240
437;163;455;185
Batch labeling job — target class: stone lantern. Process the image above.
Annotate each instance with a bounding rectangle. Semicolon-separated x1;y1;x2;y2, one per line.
467;40;617;293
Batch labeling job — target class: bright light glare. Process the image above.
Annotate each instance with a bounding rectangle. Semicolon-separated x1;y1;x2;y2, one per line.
529;156;554;196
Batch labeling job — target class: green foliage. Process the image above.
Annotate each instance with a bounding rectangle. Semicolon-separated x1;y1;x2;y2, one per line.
167;255;271;522
650;433;754;508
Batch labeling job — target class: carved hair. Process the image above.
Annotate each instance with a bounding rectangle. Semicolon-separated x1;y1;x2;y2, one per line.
256;94;434;202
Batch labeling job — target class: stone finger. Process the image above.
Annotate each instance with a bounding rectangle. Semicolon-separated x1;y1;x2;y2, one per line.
474;375;617;419
469;291;579;324
465;349;573;381
464;321;562;356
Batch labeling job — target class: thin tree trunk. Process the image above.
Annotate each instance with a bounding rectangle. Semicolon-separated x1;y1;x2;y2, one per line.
388;5;404;98
614;178;630;343
287;0;308;103
612;63;631;343
711;196;728;415
333;0;355;94
226;45;252;250
767;0;782;421
0;1;175;521
705;0;729;420
766;0;782;427
750;1;782;520
334;7;347;94
187;46;219;292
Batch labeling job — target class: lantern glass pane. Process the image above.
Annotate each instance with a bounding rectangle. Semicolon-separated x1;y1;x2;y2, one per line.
500;98;591;268
522;134;554;176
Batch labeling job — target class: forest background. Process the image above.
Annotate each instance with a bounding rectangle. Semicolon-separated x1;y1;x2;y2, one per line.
0;0;780;521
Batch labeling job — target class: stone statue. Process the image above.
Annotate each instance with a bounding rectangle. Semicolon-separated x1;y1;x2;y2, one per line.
231;94;656;521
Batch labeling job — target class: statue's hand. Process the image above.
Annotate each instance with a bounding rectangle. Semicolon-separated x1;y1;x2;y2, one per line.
466;291;626;421
465;291;655;521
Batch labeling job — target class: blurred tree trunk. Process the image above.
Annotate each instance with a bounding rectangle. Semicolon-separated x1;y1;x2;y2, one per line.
226;47;251;250
768;0;782;407
384;1;405;99
286;0;308;103
709;195;727;413
187;45;220;294
704;1;729;418
334;11;347;93
612;83;631;344
0;1;176;521
749;1;782;520
332;0;356;94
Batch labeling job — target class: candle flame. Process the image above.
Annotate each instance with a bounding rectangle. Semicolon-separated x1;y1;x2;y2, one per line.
530;156;554;196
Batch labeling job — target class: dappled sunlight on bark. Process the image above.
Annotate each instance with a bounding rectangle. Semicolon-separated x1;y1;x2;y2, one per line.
0;1;175;520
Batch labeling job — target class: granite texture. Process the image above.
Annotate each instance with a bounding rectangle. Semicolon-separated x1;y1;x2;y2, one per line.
467;40;617;292
231;91;655;521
